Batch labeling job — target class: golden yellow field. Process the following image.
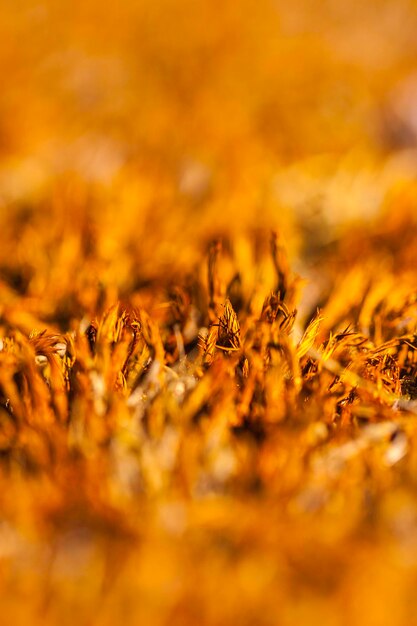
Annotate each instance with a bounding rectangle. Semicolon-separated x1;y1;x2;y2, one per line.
2;1;417;624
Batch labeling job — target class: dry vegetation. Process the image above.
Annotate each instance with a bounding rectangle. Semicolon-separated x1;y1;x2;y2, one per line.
2;1;417;625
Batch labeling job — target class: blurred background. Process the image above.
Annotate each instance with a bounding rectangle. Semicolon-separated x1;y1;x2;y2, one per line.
2;2;417;626
1;0;417;309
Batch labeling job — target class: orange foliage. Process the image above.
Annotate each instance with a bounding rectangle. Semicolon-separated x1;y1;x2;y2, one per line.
1;1;417;625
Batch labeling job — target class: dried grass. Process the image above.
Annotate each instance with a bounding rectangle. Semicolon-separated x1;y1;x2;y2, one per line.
2;1;417;625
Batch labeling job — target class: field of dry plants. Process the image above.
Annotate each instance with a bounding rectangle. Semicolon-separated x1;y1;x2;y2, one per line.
2;1;417;624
